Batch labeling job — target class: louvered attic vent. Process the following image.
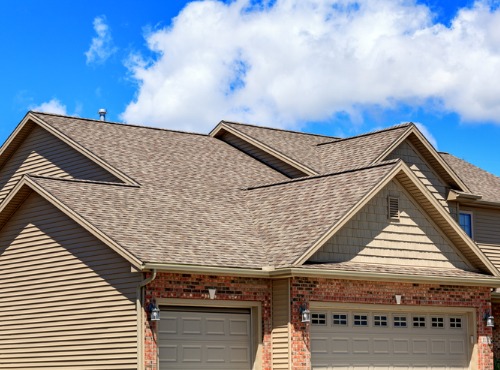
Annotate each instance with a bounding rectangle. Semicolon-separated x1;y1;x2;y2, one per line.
388;196;400;220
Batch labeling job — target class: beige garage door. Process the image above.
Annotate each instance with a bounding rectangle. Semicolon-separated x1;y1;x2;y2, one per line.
311;309;469;370
158;307;252;369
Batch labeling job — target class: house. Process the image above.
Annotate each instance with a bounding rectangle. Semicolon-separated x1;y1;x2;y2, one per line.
1;111;500;370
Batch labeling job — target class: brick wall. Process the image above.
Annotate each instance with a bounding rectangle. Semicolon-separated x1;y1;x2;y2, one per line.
290;277;493;370
492;302;500;363
143;272;272;370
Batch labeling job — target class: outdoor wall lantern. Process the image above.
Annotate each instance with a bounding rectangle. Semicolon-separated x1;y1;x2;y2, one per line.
148;299;160;321
300;304;311;323
484;311;494;327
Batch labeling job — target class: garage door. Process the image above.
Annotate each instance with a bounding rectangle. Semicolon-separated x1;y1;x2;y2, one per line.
158;307;252;370
311;309;469;370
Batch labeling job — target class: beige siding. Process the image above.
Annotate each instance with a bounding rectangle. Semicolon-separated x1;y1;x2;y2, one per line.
0;193;141;369
309;180;471;270
219;132;307;178
460;206;500;245
271;279;290;369
386;140;449;209
0;125;120;204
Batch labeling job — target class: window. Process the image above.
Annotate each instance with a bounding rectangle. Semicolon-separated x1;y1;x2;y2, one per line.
431;317;444;328
312;313;326;325
353;314;368;326
459;212;473;237
388;197;400;220
374;315;388;327
450;317;462;328
333;314;348;326
413;316;426;328
393;316;407;327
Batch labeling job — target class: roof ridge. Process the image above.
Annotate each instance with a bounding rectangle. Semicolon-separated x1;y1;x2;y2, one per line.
317;122;413;146
222;120;339;139
27;174;140;188
31;111;209;137
245;159;399;190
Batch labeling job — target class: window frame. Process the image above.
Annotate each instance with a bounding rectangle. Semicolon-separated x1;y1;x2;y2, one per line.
459;211;473;238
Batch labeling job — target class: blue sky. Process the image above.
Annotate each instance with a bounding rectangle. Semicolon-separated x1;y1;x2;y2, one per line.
1;0;500;176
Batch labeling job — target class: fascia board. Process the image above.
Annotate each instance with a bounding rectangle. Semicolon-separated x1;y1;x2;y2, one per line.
13;176;144;270
293;161;404;266
0;112;34;167
28;113;140;186
210;122;318;176
143;262;271;277
374;125;470;192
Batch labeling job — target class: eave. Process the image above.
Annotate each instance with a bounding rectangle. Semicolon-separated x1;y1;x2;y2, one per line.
142;263;500;287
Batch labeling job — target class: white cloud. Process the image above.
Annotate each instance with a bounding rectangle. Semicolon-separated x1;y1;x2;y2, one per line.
122;0;500;132
414;122;438;149
31;98;68;115
85;15;116;65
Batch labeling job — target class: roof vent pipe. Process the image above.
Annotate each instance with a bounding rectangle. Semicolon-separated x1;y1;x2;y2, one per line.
98;108;107;121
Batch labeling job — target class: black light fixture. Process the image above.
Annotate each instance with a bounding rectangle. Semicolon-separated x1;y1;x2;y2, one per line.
300;304;311;323
148;299;160;321
484;310;494;328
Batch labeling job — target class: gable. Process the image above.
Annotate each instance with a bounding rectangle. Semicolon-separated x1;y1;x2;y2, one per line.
0;191;141;368
386;139;450;209
308;179;474;271
0;124;121;204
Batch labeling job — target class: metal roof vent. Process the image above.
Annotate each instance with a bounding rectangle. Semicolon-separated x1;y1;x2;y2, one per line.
98;108;107;121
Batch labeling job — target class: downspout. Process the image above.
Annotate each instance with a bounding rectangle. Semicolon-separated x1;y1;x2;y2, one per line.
137;269;157;370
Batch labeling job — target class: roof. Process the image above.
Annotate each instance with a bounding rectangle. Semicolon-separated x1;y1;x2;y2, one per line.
440;152;500;204
0;111;496;279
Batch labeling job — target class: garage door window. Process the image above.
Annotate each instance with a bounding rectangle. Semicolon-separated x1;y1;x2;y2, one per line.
431;317;444;328
354;314;368;326
393;316;407;327
311;313;327;325
450;317;462;328
332;313;348;326
374;315;388;327
413;316;426;327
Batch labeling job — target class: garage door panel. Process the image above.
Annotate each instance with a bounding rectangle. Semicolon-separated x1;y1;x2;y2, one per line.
159;308;251;370
311;310;469;370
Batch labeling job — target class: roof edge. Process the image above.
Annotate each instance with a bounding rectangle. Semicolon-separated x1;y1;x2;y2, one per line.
210;122;318;176
141;263;500;286
29;113;141;186
2;175;144;270
292;160;404;266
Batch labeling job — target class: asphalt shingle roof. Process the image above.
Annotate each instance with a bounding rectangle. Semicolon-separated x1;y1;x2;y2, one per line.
4;112;494;278
440;152;500;204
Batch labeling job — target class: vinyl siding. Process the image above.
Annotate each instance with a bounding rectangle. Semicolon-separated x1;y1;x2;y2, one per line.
460;206;500;245
0;193;142;370
0;125;120;204
459;206;500;271
387;140;449;209
309;180;471;270
219;132;307;178
271;279;290;369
